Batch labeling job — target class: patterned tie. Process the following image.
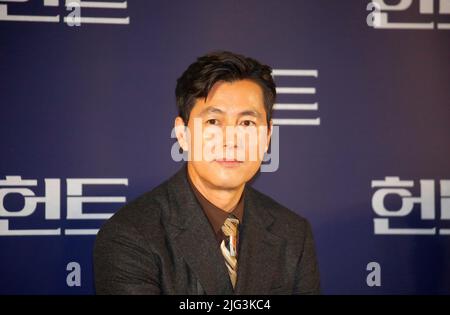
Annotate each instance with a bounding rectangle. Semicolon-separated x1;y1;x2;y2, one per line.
220;215;239;289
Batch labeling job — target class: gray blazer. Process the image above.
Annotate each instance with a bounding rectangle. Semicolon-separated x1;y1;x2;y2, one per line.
93;165;320;294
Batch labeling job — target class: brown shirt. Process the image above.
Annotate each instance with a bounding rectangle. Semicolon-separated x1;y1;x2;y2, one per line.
187;171;244;246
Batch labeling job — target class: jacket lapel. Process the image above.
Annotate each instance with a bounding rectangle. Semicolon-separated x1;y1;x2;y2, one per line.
165;164;286;295
233;186;286;295
166;165;234;295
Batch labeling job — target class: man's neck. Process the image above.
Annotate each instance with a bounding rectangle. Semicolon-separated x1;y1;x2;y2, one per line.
187;163;245;212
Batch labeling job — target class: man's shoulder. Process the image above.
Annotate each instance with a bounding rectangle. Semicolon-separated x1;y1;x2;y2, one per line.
97;178;171;237
246;185;311;235
98;173;313;242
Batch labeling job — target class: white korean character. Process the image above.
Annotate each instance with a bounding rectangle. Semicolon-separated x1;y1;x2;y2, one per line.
65;178;127;235
0;176;61;235
437;0;450;29
64;0;129;25
368;0;434;29
271;69;320;126
0;0;59;23
371;176;435;235
439;180;450;235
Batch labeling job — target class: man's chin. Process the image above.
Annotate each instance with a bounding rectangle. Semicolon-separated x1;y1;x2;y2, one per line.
207;175;245;190
190;161;254;189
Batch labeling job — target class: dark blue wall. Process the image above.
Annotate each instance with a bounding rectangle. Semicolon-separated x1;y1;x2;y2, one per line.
1;0;449;294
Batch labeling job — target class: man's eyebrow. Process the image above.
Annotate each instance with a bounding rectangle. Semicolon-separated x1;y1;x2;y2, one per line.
238;110;262;118
199;106;224;116
200;106;263;118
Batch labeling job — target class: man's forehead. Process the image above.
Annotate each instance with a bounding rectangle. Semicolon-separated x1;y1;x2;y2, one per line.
192;81;265;115
206;80;263;102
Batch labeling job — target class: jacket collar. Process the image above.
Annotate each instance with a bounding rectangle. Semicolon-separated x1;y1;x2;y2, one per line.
166;164;285;294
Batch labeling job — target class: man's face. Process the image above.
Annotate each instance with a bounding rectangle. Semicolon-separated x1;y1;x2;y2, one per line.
176;79;272;190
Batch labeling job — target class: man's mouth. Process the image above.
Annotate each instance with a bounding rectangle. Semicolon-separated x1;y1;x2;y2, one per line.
214;159;243;167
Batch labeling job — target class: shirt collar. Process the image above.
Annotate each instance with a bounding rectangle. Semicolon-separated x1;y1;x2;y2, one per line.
187;170;244;235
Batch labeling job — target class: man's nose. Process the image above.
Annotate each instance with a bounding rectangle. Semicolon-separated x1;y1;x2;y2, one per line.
223;126;238;149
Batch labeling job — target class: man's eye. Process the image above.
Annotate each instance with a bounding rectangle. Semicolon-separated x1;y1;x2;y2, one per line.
206;119;219;125
241;120;256;127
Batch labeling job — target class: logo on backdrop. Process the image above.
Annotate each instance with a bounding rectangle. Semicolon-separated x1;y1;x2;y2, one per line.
272;69;320;126
0;0;130;26
372;177;450;235
367;0;450;30
170;124;280;173
0;176;128;236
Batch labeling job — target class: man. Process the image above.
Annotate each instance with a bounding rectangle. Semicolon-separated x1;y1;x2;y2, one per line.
93;51;320;294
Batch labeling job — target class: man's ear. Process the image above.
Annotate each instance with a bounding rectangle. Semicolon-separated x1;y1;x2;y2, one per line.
174;116;189;151
265;119;273;152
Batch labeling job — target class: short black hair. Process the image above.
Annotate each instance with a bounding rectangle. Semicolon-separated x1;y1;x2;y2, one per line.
175;50;276;125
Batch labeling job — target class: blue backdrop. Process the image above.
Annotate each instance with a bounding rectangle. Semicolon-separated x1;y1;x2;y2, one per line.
1;0;449;294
